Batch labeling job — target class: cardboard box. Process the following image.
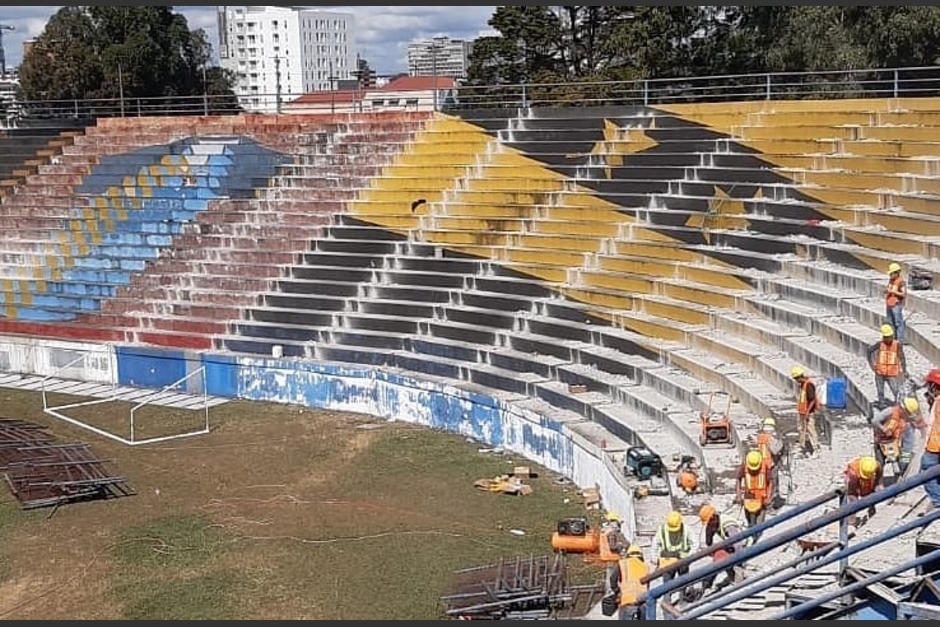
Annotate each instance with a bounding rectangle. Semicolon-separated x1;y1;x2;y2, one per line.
582;487;600;507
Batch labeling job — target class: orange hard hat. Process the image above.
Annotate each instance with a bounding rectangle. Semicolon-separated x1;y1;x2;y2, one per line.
679;470;699;492
699;504;716;524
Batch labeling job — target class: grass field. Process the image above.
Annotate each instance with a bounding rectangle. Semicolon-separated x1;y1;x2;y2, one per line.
0;387;602;619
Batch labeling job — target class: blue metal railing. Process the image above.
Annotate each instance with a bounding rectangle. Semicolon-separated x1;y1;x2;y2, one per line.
770;547;940;620
642;463;940;620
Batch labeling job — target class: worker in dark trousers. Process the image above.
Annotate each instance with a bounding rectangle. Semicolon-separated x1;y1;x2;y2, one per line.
606;545;649;620
699;504;746;591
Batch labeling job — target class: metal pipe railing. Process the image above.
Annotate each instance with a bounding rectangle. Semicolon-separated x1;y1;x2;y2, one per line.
679;507;940;620
673;540;841;616
769;547;940;620
4;65;940;126
643;462;940;619
641;488;841;584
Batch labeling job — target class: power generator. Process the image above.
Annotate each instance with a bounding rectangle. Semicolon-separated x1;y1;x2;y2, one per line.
700;393;734;447
624;446;664;480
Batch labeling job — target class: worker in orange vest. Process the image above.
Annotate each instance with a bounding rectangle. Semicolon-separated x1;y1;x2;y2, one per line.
920;383;940;510
676;455;700;495
844;456;882;526
925;369;940;410
608;545;649;620
756;417;784;493
791;366;820;457
884;262;906;343
599;511;628;595
734;450;774;527
872;397;921;477
868;324;907;409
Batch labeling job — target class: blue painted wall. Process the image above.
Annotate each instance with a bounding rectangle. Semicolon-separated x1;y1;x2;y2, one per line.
117;346;186;388
112;345;632;531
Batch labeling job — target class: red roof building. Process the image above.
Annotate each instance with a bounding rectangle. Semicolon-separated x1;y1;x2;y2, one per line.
285;75;458;114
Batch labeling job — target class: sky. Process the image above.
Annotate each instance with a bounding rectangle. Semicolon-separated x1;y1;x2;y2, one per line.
0;5;498;74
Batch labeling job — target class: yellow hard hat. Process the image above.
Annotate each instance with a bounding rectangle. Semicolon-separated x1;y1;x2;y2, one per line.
903;397;919;414
859;456;879;480
699;504;716;524
626;544;644;559
888;262;901;274
746;450;763;471
791;365;805;379
744;499;763;514
762;417;776;429
605;511;622;523
881;324;895;337
666;511;683;532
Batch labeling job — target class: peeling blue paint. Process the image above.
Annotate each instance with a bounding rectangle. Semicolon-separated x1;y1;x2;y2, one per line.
115;347;630;522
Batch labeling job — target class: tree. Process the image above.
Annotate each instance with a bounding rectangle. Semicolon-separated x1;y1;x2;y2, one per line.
18;6;235;104
467;5;940;87
466;6;567;85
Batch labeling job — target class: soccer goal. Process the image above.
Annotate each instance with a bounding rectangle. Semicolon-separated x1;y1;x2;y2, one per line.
41;355;212;446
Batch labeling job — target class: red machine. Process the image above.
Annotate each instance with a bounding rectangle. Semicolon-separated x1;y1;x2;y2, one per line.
700;393;734;447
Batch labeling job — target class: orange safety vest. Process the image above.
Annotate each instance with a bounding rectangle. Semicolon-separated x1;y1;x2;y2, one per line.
876;406;907;443
599;527;621;562
618;557;649;607
875;340;901;377
744;468;768;502
886;276;905;307
797;378;816;415
927;403;940;454
756;432;775;470
847;458;878;496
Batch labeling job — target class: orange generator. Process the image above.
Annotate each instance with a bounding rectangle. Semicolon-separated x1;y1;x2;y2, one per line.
700;393;734;447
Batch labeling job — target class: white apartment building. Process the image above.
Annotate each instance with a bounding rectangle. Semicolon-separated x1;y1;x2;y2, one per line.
407;36;472;79
217;6;355;111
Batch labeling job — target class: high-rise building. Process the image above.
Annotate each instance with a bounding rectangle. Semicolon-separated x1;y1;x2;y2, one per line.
407;36;472;79
354;56;376;89
217;6;355;111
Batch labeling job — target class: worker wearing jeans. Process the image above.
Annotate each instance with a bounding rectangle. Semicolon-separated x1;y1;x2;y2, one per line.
885;262;906;343
922;398;940;508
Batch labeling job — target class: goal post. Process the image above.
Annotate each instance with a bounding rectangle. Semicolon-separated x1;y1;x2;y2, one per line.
41;359;212;447
128;366;210;445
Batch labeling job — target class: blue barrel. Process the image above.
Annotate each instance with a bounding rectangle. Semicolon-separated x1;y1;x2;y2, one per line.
826;377;847;409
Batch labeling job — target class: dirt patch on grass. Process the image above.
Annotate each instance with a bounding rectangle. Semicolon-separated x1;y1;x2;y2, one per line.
0;388;601;619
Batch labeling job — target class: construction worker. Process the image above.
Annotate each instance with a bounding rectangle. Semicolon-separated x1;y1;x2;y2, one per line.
735;450;774;528
599;511;629;595
608;545;649;620
844;456;882;526
676;456;700;495
921;375;940;510
867;324;907;409
699;505;746;590
791;366;820;457
925;369;940;411
885;262;906;343
756;417;784;496
872;397;922;477
654;511;695;586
